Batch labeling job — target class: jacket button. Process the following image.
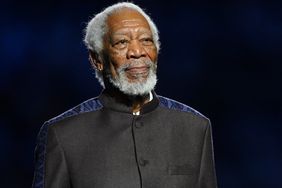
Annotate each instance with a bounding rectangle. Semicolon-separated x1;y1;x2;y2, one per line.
135;122;144;128
139;158;149;166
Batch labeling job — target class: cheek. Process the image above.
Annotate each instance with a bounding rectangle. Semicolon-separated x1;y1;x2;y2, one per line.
145;47;158;62
108;49;127;68
109;63;118;78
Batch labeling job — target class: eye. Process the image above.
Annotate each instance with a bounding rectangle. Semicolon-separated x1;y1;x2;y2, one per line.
141;38;154;46
114;39;129;49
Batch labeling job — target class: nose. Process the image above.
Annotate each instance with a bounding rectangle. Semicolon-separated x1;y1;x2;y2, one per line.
126;40;146;59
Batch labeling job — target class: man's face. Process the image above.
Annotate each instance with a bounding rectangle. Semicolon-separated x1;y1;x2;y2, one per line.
102;8;158;95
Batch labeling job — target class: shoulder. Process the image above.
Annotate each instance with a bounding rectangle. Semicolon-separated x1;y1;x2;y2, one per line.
47;97;102;125
157;95;209;122
35;96;103;150
38;97;103;136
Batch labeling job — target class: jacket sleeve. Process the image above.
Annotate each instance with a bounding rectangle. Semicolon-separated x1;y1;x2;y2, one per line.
198;120;218;188
32;124;71;188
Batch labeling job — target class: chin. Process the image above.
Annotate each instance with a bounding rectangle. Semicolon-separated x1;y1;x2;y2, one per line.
108;67;157;96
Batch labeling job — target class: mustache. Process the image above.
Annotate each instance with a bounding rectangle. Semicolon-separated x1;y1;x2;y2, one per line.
118;59;155;71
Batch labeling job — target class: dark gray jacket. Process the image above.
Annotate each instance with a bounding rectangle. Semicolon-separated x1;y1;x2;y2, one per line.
32;90;217;188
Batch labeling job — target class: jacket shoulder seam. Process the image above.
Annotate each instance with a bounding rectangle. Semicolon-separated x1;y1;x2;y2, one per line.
158;95;208;120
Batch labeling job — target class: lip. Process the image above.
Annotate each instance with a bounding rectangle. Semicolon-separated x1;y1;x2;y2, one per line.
125;66;149;74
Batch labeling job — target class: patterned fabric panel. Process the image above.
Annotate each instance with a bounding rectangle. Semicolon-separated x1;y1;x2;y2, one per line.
32;97;103;188
158;95;206;119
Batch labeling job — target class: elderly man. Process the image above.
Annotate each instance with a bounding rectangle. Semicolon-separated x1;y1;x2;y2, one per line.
32;2;217;188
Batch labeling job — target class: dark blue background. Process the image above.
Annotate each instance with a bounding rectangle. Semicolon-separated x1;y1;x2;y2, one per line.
1;0;282;187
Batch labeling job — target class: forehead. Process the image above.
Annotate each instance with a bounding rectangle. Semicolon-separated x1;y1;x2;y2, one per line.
106;8;151;34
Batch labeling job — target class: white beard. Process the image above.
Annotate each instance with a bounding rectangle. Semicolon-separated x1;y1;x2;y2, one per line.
107;60;157;96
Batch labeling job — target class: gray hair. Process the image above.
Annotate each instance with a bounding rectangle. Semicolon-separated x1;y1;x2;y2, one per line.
83;2;160;55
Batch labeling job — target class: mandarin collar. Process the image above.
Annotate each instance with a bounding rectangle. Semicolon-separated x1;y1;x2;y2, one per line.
98;89;159;115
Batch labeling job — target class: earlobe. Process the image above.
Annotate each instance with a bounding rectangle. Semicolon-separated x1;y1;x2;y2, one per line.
96;62;103;71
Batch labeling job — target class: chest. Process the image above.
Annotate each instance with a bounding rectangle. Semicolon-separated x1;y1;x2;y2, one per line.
62;111;203;188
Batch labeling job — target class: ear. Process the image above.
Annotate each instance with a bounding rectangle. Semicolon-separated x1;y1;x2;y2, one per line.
89;51;104;71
